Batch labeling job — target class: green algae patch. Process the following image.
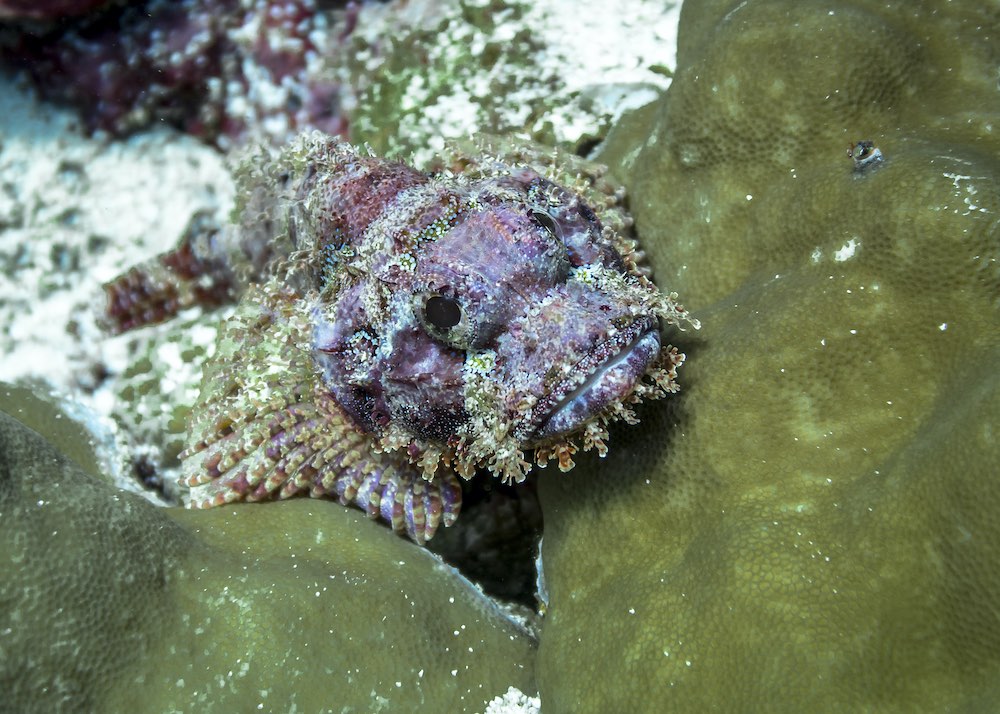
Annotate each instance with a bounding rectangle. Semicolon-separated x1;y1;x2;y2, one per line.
536;0;1000;711
0;402;535;713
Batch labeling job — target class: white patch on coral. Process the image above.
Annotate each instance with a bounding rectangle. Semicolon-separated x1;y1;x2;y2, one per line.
484;686;541;714
532;0;679;89
942;172;991;215
833;238;859;262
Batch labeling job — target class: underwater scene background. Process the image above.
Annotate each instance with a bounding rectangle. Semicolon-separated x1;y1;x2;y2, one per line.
1;0;999;711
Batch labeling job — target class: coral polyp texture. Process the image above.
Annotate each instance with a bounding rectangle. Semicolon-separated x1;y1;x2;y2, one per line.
536;0;1000;711
0;390;536;713
104;133;697;544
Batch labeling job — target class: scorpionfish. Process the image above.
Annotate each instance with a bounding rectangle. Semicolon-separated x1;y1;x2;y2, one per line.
104;133;699;544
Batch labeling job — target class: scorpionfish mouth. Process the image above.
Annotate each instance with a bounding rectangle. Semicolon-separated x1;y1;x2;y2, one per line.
528;317;660;442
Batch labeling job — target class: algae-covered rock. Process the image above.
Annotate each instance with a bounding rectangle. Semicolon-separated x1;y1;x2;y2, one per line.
536;0;1000;710
0;395;535;712
112;311;221;499
342;0;675;160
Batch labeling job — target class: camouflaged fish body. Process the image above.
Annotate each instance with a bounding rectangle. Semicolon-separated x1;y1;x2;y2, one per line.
104;133;698;544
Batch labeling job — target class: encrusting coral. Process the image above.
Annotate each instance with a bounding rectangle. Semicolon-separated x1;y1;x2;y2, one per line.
536;0;1000;710
0;387;536;712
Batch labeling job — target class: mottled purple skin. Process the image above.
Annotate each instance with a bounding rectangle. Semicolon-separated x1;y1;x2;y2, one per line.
0;0;347;145
307;156;588;439
106;133;695;543
294;137;688;479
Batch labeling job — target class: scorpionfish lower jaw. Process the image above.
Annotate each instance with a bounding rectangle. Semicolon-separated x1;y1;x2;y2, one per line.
528;319;661;442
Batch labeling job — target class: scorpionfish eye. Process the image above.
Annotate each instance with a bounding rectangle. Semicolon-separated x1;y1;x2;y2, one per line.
424;295;462;329
418;292;476;349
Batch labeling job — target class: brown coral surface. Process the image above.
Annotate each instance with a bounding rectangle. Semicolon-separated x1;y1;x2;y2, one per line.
0;387;537;713
536;0;1000;711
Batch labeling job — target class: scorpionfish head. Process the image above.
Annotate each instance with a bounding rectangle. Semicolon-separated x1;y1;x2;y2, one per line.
305;141;691;482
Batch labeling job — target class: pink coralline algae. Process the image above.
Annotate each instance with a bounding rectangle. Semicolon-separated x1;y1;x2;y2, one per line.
0;0;347;146
104;133;699;544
